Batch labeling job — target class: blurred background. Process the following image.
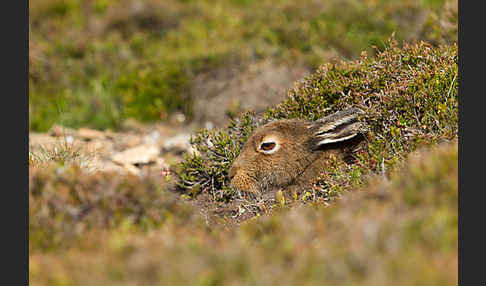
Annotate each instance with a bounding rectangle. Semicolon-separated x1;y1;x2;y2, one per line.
29;0;457;132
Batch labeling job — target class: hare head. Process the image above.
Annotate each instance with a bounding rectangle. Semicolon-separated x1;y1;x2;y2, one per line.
228;108;366;195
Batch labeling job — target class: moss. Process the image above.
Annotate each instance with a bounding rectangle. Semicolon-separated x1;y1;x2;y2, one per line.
176;40;458;201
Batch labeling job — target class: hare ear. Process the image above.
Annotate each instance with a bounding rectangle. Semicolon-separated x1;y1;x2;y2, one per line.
310;108;364;146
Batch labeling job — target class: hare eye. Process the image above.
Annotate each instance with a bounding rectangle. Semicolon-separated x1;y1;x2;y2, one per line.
260;142;276;151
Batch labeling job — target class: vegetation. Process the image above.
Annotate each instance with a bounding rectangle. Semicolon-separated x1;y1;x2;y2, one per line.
29;0;458;284
29;164;187;251
29;0;457;131
30;141;458;285
177;40;458;202
29;142;85;167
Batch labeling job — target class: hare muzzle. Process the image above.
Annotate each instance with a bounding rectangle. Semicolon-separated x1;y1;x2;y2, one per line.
228;161;259;194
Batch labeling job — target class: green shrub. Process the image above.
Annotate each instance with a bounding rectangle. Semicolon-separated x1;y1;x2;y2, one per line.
176;40;458;201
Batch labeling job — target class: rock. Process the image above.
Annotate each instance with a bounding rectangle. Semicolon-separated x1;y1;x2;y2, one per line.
112;144;160;165
29;133;60;148
162;134;192;154
204;121;215;130
95;161;127;175
65;136;74;144
29;133;76;152
77;128;106;140
123;164;141;176
121;118;145;132
100;162;140;176
132;157;170;178
155;158;171;172
168;112;186;125
104;129;116;140
48;124;76;137
115;134;143;150
142;130;160;145
85;139;114;154
155;123;179;138
79;156;105;173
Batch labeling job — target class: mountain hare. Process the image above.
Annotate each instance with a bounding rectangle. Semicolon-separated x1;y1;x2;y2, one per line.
228;108;366;197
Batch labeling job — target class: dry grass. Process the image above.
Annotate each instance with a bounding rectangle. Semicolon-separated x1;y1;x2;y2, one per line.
30;141;457;285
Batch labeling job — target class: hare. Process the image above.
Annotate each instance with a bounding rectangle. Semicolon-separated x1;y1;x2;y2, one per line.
228;108;366;198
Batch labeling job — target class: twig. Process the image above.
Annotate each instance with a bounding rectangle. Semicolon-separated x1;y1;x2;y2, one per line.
446;73;457;98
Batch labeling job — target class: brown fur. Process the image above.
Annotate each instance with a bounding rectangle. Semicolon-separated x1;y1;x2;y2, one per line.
228;108;366;196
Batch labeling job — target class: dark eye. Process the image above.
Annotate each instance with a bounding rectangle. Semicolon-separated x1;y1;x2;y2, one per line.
260;142;276;151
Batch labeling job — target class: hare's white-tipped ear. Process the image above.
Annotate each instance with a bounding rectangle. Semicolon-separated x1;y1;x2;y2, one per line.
311;108;364;146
